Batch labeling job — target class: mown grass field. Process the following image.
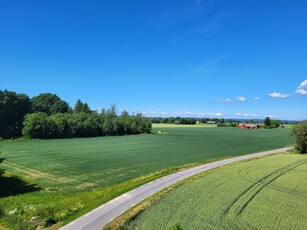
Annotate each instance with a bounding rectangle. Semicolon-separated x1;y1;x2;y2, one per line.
0;125;294;228
126;154;307;230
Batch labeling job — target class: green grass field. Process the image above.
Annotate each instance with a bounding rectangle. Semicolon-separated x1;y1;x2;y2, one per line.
126;154;307;230
0;125;294;228
152;123;217;128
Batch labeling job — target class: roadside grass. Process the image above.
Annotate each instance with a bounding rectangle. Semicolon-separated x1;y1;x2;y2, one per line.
123;153;307;230
0;127;294;228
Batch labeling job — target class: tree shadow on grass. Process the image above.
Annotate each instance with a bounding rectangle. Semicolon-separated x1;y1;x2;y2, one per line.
0;158;41;198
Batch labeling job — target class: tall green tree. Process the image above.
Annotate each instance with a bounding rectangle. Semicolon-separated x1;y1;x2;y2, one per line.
74;99;91;114
264;116;271;126
0;90;31;138
31;93;69;115
292;122;307;153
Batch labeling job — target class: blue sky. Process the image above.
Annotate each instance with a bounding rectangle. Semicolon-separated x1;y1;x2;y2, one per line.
0;0;306;120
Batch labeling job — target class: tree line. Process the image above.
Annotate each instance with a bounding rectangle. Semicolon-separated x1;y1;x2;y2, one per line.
0;90;151;139
151;117;197;124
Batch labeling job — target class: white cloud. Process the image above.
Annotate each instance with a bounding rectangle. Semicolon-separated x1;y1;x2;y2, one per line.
217;97;232;103
253;96;260;100
177;111;205;116
217;96;246;103
268;92;292;98
143;111;208;117
266;115;277;118
215;112;224;116
295;79;307;96
295;88;307;96
236;113;259;117
236;96;246;102
208;112;224;117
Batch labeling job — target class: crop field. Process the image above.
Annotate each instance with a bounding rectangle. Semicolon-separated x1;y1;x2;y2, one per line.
152;123;217;128
0;125;294;228
126;154;307;230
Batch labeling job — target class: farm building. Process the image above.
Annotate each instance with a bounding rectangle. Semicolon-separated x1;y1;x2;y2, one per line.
206;121;216;124
238;123;258;129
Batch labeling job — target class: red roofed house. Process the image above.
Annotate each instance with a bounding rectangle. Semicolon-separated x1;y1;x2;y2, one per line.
238;123;258;129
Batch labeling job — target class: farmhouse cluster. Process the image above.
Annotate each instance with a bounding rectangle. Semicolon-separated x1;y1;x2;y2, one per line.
238;123;285;129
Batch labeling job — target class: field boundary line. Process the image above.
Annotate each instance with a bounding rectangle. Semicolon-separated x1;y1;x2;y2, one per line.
60;146;294;230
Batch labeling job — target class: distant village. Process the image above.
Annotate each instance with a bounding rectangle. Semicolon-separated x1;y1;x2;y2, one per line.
151;116;288;129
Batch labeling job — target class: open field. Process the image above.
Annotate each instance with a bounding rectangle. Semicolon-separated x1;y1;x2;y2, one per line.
126;153;307;230
0;126;294;228
284;124;294;129
152;123;217;128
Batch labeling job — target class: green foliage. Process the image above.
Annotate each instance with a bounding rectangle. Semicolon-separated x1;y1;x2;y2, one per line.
0;90;31;138
0;90;151;139
217;122;238;127
74;99;92;114
292;122;307;153
50;113;72;138
264;116;271;126
22;109;151;139
264;125;276;129
22;112;58;139
68;112;101;137
172;223;184;230
152;117;197;125
31;93;70;115
127;154;307;230
273;119;282;127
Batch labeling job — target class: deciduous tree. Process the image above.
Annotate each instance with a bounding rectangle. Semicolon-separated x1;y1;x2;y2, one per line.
292;122;307;153
31;93;69;115
22;112;58;139
264;116;271;126
74;99;91;114
0;90;31;138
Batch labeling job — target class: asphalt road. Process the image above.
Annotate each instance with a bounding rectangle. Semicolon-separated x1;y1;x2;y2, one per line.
60;146;293;230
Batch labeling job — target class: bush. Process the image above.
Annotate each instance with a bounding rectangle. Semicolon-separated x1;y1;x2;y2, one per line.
217;123;238;127
264;125;276;129
172;223;184;230
292;122;307;153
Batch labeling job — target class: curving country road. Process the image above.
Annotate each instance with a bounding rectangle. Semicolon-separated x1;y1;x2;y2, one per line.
60;147;293;230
